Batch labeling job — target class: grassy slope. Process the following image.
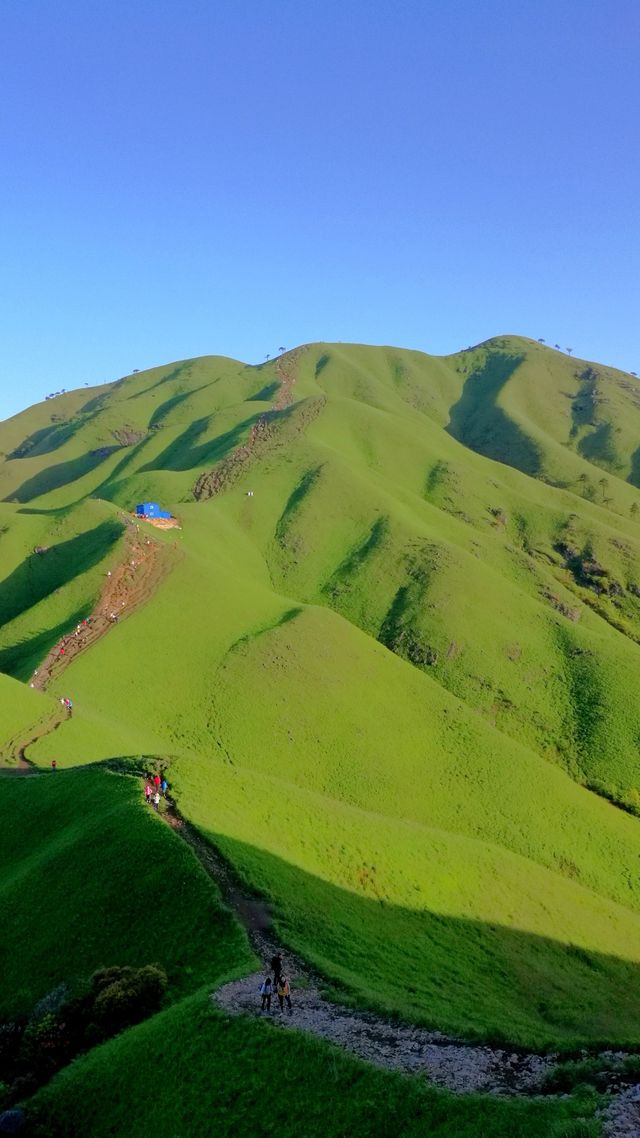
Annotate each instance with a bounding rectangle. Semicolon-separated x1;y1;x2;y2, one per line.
28;992;597;1138
0;768;255;1019
0;672;56;759
2;341;640;1047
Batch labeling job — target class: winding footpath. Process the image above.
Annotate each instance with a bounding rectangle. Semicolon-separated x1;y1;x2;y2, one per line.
164;810;639;1134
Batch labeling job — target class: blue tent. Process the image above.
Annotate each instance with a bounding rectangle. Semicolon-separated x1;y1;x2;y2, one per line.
135;502;171;519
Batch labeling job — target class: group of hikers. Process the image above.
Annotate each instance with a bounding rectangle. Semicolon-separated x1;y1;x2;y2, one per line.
259;952;293;1014
144;773;168;811
140;775;294;1016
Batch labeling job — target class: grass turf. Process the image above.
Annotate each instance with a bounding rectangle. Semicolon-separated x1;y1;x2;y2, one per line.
27;991;599;1138
2;340;640;1051
0;767;255;1019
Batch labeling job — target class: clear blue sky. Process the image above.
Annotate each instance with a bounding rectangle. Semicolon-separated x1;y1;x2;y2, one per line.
1;0;638;421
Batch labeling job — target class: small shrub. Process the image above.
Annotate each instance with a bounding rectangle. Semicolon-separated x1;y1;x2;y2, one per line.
90;964;167;1040
541;1058;606;1093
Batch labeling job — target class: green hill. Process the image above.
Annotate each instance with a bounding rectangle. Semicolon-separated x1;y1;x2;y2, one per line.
2;337;640;1131
0;767;254;1020
27;992;594;1138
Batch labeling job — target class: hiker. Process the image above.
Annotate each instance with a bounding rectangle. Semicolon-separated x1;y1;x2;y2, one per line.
153;773;161;789
259;976;272;1013
161;777;168;797
152;791;160;812
144;783;152;804
51;760;57;772
277;975;292;1014
271;952;283;986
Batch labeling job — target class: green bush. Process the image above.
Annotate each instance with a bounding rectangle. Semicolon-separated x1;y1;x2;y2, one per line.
89;964;167;1040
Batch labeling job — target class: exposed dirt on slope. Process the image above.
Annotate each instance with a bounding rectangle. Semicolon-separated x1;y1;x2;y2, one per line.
193;348;308;501
28;524;178;693
272;348;302;411
1;705;71;769
0;521;179;767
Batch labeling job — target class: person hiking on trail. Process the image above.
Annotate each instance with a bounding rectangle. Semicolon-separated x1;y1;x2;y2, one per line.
153;773;161;789
161;778;168;796
51;760;57;772
259;976;272;1013
144;783;152;803
277;975;292;1013
152;791;160;812
271;952;283;986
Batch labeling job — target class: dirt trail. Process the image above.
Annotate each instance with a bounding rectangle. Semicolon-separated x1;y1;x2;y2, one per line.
193;348;306;501
161;804;640;1117
0;521;178;768
6;706;70;767
272;348;301;411
29;523;177;693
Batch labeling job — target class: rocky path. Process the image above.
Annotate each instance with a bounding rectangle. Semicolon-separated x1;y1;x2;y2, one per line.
600;1088;640;1138
28;523;177;693
193;348;306;500
213;972;552;1096
163;805;640;1125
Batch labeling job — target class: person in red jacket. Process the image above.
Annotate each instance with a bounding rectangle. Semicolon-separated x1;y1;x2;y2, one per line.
153;773;161;789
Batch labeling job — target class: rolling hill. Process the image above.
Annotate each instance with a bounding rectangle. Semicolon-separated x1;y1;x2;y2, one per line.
2;336;640;1134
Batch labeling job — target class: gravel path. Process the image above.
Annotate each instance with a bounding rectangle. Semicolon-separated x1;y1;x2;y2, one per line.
213;972;552;1096
599;1088;640;1138
163;808;640;1127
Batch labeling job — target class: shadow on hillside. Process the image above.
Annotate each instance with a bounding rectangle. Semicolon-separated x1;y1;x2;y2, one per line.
199;830;640;1049
578;422;617;467
4;450;122;505
16;506;76;518
148;383;216;429
0;520;123;627
0;604;92;681
315;353;331;377
89;437;159;502
275;466;324;545
322;516;390;598
248;381;279;403
7;420;85;461
129;362;193;401
628;446;640;490
139;414;262;473
446;353;542;476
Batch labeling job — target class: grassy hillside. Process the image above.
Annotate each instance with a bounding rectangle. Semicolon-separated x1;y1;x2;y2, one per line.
0;767;254;1019
1;339;640;1051
28;992;597;1138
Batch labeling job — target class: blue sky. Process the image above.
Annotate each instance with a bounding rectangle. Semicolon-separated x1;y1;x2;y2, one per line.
1;0;638;421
